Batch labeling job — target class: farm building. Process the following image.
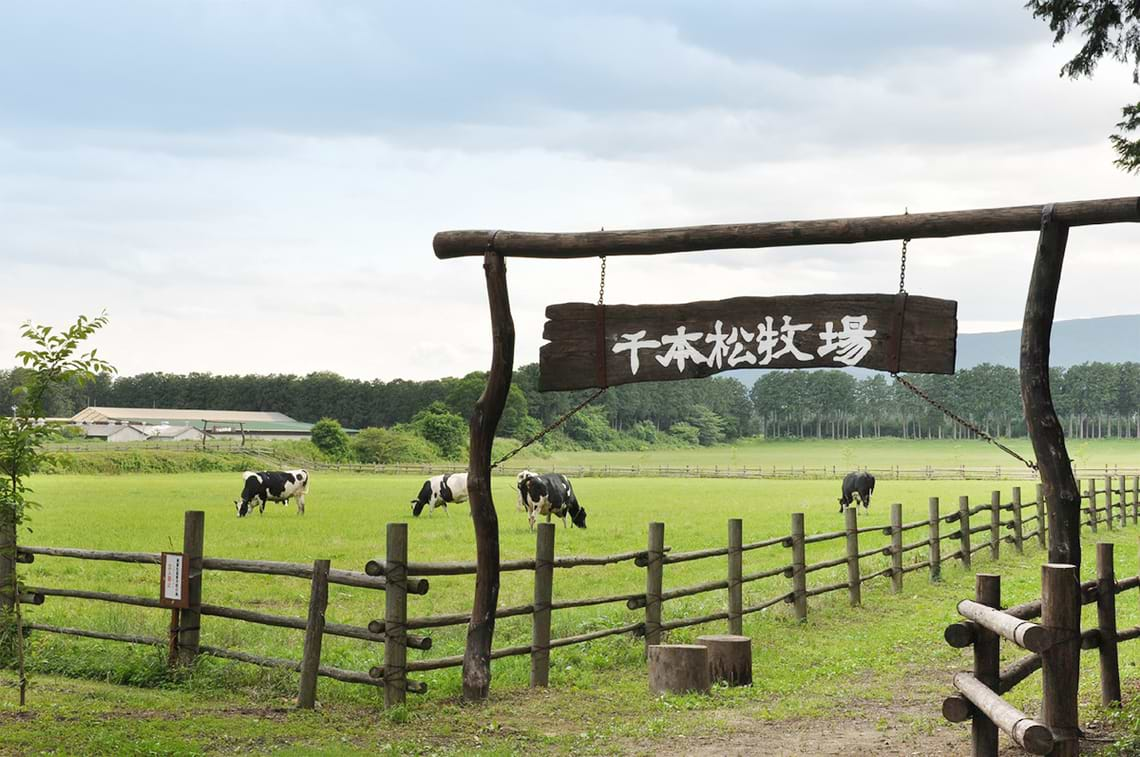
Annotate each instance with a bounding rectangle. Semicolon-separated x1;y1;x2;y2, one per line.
69;407;315;441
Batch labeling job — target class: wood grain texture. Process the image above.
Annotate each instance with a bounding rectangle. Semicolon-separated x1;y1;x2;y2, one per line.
540;294;956;391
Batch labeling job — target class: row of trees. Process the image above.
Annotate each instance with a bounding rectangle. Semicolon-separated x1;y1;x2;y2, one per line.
5;362;1140;454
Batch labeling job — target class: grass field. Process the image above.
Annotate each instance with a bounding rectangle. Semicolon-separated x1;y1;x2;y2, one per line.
5;471;1140;753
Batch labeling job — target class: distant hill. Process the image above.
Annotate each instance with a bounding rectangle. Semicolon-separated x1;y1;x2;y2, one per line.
727;314;1140;387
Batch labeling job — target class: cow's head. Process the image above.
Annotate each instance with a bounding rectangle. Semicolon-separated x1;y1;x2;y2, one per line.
411;479;432;517
235;498;251;518
571;505;587;529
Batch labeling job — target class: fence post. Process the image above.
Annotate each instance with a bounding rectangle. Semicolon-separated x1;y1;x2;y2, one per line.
297;558;330;709
1011;486;1024;554
929;497;941;582
1087;480;1098;533
531;522;554;687
645;522;665;652
972;574;1001;757
1121;474;1130;526
1036;484;1047;549
959;496;972;568
1133;475;1139;524
790;513;807;621
1041;563;1080;757
1104;475;1115;531
1096;542;1122;706
989;491;1001;560
176;511;204;666
384;522;408;708
890;503;903;593
844;507;861;607
727;518;743;635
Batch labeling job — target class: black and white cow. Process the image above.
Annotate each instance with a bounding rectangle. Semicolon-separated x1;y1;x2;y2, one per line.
516;470;586;530
838;471;875;513
235;470;309;517
411;472;468;517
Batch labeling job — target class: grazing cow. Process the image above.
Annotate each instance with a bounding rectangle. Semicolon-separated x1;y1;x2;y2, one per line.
517;471;586;530
411;472;468;517
838;471;875;513
235;470;309;517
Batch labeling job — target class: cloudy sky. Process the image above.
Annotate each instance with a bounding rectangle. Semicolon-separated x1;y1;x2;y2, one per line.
1;1;1137;381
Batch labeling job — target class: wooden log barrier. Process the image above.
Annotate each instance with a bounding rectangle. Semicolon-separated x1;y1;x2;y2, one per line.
990;491;1001;559
790;513;807;621
972;574;1001;756
929;497;942;582
845;507;861;607
1088;481;1098;532
952;673;1054;755
727;519;743;635
1011;487;1024;554
1133;476;1139;524
177;511;204;666
1104;475;1115;531
1096;543;1122;706
648;644;710;695
959;496;972;568
1036;484;1047;549
297;559;330;709
890;503;903;593
383;523;408;708
644;522;665;653
531;523;554;688
697;634;752;686
956;600;1048;653
1041;563;1080;757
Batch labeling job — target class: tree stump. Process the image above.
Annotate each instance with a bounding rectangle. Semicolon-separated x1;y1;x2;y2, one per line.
647;644;710;695
697;634;753;686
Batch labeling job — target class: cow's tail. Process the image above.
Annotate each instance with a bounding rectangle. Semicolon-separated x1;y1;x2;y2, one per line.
301;469;310;494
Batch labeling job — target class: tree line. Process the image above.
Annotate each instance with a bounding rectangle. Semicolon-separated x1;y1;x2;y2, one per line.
3;362;1140;455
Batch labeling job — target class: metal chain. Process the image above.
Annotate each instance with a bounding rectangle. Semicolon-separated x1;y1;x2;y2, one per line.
898;208;909;294
490;255;609;470
892;373;1038;471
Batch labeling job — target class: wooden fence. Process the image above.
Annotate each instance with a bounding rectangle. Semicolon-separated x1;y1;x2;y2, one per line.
14;476;1140;709
942;542;1140;756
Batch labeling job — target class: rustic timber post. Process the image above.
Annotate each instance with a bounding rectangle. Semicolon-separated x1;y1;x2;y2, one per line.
1011;487;1024;554
1041;563;1080;757
531;523;554;687
1104;475;1115;531
297;558;330;709
1020;205;1082;570
1088;480;1098;533
989;491;1001;560
972;574;1001;757
462;250;514;702
176;510;204;666
960;496;972;568
0;504;14;611
929;497;941;582
727;518;743;635
1121;474;1130;526
890;503;903;593
1096;543;1122;706
1133;476;1139;523
645;522;664;651
844;507;861;607
384;523;408;708
1036;484;1047;549
790;513;807;621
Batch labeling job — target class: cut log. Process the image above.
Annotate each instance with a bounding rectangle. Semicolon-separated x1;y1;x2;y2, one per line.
697;634;752;686
648;644;711;695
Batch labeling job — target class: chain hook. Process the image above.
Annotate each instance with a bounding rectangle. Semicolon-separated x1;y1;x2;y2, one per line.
899;207;909;294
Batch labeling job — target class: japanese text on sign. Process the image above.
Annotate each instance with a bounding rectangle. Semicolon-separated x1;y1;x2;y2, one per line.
612;314;876;375
162;553;184;603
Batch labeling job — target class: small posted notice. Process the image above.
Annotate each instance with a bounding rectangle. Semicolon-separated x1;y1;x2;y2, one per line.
160;552;190;609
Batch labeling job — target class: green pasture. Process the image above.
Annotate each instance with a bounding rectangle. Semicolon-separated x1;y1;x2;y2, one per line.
5;472;1140;753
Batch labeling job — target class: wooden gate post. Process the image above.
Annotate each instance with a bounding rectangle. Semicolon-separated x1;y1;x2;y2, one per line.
844;507;861;607
176;511;204;666
1096;543;1122;706
973;574;1001;757
727;518;743;635
928;497;941;582
1041;563;1080;757
1087;480;1098;533
790;513;807;621
959;496;972;568
645;522;665;651
297;558;330;709
531;523;554;687
890;503;903;593
384;523;408;708
989;491;1001;560
1036;484;1047;549
1104;475;1115;531
1011;487;1024;554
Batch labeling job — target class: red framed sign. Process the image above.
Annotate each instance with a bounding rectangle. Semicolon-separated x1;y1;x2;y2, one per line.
159;551;190;609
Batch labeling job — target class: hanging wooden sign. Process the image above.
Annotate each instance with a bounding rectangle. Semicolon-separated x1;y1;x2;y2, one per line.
539;293;957;391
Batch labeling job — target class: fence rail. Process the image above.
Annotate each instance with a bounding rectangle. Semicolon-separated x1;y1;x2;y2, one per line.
15;475;1140;710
